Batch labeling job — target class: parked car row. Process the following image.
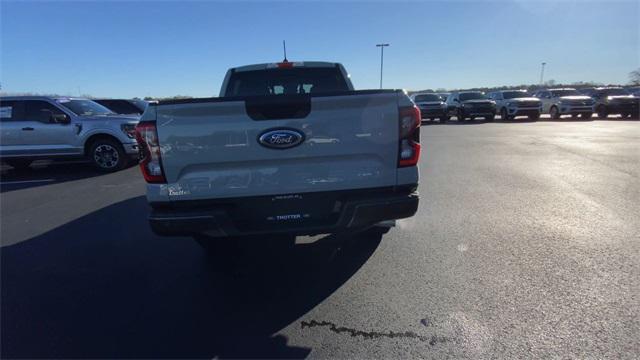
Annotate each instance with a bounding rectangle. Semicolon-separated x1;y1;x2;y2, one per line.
0;97;148;171
411;87;639;122
1;84;637;173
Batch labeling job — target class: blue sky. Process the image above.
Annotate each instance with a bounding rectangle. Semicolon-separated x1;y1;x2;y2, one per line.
1;0;638;98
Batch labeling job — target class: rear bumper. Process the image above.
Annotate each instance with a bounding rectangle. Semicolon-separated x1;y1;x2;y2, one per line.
508;107;541;116
460;107;496;117
420;108;447;118
148;186;419;237
122;142;139;155
463;111;496;117
559;105;593;114
605;103;639;114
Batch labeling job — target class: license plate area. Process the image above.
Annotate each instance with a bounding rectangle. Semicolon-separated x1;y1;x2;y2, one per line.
229;192;342;231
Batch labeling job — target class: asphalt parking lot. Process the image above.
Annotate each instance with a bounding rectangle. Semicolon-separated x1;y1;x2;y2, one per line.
1;118;639;358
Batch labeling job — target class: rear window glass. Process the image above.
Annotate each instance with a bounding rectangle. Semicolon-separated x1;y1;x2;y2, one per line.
551;89;580;97
225;67;349;97
95;100;143;115
602;88;629;96
57;99;114;116
414;94;441;102
459;92;486;101
502;91;528;99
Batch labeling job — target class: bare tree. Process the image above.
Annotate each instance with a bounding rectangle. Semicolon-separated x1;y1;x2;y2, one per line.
630;68;640;86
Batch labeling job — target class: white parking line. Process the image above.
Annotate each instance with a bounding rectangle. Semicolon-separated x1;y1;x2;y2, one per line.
0;179;55;185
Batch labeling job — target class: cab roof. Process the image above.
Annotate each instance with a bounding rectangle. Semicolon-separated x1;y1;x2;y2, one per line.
0;95;89;101
231;61;340;72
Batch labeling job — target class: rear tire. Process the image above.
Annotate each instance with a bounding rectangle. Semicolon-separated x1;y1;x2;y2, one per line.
4;159;32;170
581;112;592;119
89;138;128;172
457;109;465;121
440;115;449;123
486;114;495;122
529;113;540;121
550;106;561;120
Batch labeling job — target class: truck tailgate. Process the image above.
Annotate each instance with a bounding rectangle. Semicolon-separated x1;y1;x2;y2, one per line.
155;92;400;201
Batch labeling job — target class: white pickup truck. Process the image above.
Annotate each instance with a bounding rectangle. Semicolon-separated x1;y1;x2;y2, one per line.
135;61;420;253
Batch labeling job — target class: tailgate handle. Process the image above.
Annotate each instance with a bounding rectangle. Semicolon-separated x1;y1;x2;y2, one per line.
21;127;34;131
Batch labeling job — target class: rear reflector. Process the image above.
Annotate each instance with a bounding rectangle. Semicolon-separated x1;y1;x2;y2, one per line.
398;105;421;167
267;61;304;69
134;121;166;183
277;61;294;68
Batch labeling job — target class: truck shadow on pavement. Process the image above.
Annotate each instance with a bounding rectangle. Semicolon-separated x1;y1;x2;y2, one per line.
0;161;119;193
1;196;382;359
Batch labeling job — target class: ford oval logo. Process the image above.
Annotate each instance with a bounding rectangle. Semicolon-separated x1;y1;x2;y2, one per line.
258;129;305;149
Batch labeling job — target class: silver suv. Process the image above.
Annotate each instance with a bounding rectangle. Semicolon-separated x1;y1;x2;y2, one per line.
533;88;594;119
0;96;139;171
487;90;542;121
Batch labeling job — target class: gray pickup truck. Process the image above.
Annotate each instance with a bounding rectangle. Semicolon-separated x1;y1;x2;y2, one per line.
135;61;420;253
0;96;139;171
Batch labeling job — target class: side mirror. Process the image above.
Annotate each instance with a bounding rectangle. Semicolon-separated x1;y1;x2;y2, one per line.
51;114;70;124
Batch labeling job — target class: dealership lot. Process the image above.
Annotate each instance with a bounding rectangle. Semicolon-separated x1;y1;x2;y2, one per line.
1;119;639;358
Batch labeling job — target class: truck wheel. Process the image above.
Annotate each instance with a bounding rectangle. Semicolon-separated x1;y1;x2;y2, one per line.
486;114;495;122
550;106;560;119
529;113;540;121
596;106;608;119
89;138;128;172
581;112;592;119
440;115;449;123
457;109;465;121
4;159;33;170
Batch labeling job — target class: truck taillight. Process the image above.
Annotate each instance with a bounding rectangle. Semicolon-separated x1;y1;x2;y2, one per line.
135;121;166;183
398;105;421;167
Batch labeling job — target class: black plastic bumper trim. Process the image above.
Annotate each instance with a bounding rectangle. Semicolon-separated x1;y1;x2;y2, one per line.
148;188;419;237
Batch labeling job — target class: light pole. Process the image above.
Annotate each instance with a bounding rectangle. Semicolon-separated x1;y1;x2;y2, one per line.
376;43;389;89
540;62;547;85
